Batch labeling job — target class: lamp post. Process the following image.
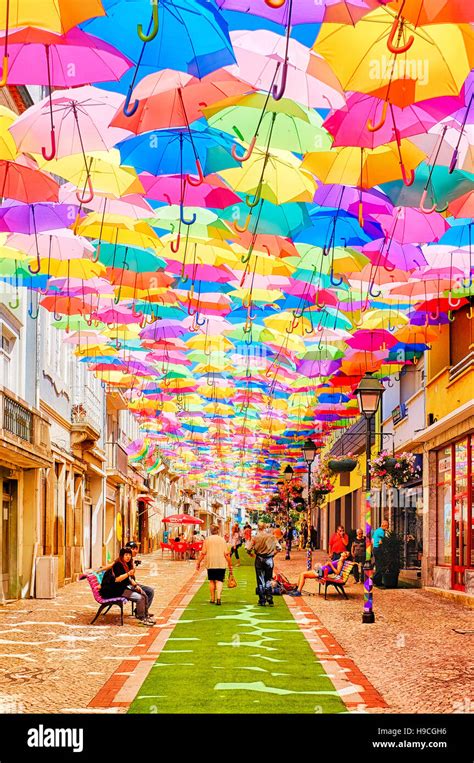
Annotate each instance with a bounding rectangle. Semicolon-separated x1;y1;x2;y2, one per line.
354;372;385;624
302;439;317;569
283;464;294;559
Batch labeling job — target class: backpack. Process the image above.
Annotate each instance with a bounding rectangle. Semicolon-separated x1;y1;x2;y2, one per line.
274;572;297;592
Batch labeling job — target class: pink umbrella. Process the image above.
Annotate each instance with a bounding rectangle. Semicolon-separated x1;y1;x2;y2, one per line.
139;173;242;208
363;239;427;271
346;330;399;351
9;86;129;161
59;184;155;219
0;27;132;87
372;207;449;245
324;92;466;149
225;29;345;109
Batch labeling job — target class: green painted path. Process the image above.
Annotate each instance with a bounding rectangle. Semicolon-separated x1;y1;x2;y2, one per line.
129;556;347;714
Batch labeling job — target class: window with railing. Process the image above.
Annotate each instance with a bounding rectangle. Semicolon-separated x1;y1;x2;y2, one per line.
3;395;33;442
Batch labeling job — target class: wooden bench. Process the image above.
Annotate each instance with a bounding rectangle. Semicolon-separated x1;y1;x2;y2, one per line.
80;572;128;626
318;561;355;600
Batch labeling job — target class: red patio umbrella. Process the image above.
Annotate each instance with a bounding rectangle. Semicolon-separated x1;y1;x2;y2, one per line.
162;514;204;524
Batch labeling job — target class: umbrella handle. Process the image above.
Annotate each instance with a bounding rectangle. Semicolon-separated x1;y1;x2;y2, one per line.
0;55;8;87
272;59;288;101
369;282;382;298
28;300;40;320
163;193;173;205
265;0;286;7
231;136;257;163
187;159;204;187
387;17;414;55
76;176;94;204
436;201;448;214
429;306;439;321
180;206;197;226
241;242;254;264
448;293;461;308
400;163;415;187
467;305;474;320
195;313;206;327
123;89;139;118
316;292;325;310
170;233;181;253
367;101;388;132
28;252;42;275
245;190;261;209
42;129;57;161
233;213;252;233
447;310;456;322
462;274;473;289
358;201;364;228
330;269;343;287
8;294;20;310
384;258;396;272
92;243;101;263
137;0;159;42
419;189;436;215
387;321;397;332
448;148;458;174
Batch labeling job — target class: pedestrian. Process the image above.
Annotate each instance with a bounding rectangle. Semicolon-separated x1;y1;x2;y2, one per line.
99;548;155;626
329;524;349;560
373;519;389;587
284;522;295;560
310;524;318;550
249;522;279;606
290;551;351;596
350;529;366;583
196;524;233;606
230;522;242;566
125;541;155;615
301;520;308;549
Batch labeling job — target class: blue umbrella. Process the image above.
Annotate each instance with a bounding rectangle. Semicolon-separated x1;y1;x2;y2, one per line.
295;210;381;248
437;220;473;248
83;0;235;113
117;123;238;179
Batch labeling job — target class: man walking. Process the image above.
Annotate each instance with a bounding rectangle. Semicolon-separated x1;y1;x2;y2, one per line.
249;522;279;606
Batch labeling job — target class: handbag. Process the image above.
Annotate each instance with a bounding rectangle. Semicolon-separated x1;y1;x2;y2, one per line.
227;572;237;588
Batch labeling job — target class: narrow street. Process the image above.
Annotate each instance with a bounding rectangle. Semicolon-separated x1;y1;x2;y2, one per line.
1;550;471;715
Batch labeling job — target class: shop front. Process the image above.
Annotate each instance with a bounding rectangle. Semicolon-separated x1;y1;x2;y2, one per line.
435;436;473;592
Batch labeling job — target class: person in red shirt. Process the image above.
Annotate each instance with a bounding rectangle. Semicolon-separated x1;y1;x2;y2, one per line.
329;525;349;560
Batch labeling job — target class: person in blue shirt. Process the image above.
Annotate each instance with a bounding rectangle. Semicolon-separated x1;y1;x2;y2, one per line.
373;519;389;587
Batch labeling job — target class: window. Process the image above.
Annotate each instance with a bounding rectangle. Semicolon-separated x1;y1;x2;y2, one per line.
449;303;474;372
436;448;452;565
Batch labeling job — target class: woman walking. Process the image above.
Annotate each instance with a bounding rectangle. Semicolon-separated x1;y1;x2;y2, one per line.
196;525;233;605
230;523;242;566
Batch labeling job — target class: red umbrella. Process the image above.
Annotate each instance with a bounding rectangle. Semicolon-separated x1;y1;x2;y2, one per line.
163;514;204;525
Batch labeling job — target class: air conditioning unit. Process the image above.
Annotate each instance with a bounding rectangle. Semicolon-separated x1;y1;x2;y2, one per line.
35;556;59;599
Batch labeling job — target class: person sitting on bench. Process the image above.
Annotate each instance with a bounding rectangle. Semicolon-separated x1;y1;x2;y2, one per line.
289;551;350;596
125;541;155;616
99;548;155;626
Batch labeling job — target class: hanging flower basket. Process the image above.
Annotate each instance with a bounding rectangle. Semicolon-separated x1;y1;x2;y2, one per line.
369;451;420;488
328;457;358;473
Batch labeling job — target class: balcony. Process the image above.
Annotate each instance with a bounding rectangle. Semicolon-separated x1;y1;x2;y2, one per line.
0;387;51;468
70;403;101;452
105;440;129;483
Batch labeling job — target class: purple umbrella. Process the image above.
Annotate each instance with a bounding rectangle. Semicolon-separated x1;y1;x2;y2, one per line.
217;0;385;25
0;202;79;234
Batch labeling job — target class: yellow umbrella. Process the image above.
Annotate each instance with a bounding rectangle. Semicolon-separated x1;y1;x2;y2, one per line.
303;142;425;188
0;1;105;33
35;257;105;278
160;237;239;266
229;245;296;276
75;213;161;250
228;286;284;304
264;312;313;334
0;106;18;160
220;146;316;205
186;334;234;351
37;151;142;199
314;10;474;103
292;244;368;274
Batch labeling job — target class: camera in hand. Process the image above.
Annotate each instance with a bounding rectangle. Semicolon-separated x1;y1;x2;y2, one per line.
134;559;142;566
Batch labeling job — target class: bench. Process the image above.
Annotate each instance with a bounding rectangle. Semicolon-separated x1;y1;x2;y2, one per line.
80;572;128;626
318;561;355;600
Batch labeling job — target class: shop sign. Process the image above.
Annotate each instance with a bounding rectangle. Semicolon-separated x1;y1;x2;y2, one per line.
392;403;407;424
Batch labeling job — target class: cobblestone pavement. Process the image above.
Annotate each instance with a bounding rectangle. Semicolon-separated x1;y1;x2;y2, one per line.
277;549;474;714
0;548;472;715
0;552;197;714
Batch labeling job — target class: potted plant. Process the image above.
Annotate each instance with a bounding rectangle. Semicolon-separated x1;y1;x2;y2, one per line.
328;453;358;473
369;451;419;488
311;456;335;505
379;532;403;588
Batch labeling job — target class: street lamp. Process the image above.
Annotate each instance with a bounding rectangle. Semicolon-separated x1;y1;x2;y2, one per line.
354;372;385;624
302;439;318;569
283;465;293;559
